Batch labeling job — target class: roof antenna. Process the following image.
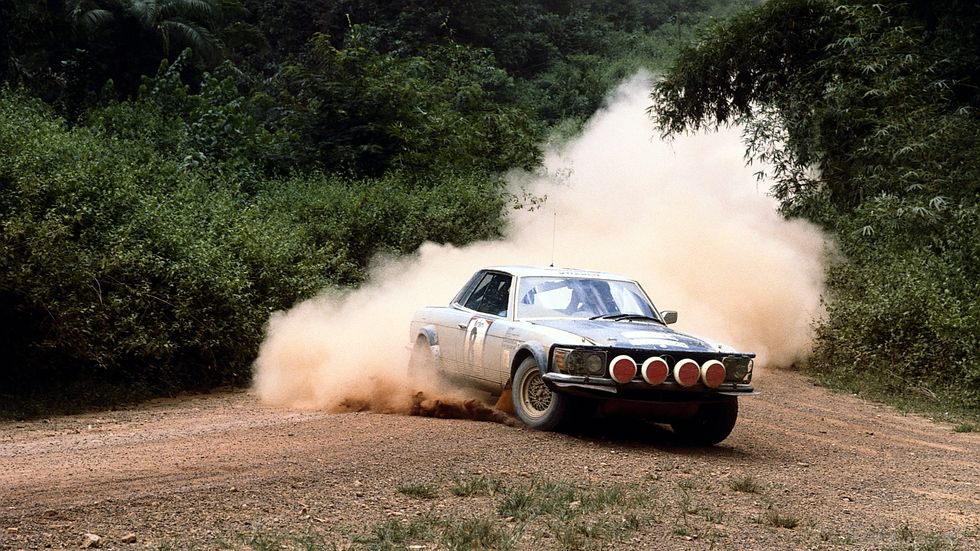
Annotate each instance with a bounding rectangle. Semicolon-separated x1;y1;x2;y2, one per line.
550;211;557;267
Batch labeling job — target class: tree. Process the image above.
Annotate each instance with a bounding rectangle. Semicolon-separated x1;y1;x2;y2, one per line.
265;30;541;176
651;0;979;216
65;0;225;97
651;0;980;415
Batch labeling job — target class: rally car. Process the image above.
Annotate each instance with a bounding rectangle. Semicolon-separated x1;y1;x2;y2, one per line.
408;266;754;445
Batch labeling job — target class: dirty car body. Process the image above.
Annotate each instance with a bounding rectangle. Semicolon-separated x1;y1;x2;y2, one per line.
408;266;755;445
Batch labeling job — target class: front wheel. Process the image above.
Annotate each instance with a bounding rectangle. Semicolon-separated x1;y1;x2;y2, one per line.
670;397;738;446
511;357;568;431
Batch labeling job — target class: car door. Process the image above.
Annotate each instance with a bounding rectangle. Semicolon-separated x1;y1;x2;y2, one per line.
479;313;513;385
435;305;473;376
434;270;494;376
456;271;513;381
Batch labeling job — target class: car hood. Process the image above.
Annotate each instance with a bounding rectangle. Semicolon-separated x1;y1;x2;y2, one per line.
529;319;717;352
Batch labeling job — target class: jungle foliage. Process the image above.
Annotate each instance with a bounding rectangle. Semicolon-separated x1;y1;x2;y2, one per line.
653;0;979;416
6;0;973;422
1;0;749;413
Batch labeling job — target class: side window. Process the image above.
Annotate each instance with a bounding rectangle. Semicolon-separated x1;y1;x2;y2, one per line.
452;271;484;306
463;272;512;317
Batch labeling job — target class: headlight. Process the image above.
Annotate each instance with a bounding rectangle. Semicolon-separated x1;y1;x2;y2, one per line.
553;348;607;376
584;353;605;375
723;356;752;382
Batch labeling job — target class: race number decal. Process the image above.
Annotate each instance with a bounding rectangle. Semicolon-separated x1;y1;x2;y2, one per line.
463;317;493;367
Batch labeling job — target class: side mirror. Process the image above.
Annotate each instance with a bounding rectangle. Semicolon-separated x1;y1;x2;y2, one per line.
661;310;678;325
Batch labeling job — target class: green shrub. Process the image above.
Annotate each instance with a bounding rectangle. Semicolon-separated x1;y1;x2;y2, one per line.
396;482;438;499
253;170;507;284
265;33;542;176
0;90;327;407
0;88;510;413
808;201;980;417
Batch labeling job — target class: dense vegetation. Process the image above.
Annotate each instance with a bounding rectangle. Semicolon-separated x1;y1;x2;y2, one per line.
3;0;975;421
0;0;749;414
653;0;979;417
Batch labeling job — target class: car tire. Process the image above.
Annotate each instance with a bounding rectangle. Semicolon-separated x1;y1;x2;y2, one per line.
670;397;738;446
511;356;569;431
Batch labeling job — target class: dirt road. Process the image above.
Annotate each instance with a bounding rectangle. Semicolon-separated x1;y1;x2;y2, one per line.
2;369;978;550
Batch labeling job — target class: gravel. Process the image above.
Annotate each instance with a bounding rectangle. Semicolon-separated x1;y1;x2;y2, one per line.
1;369;978;550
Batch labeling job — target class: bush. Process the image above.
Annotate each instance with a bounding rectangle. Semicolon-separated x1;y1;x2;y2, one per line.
85;54;280;183
253;170;507;284
0;89;510;413
808;201;980;416
0;90;327;407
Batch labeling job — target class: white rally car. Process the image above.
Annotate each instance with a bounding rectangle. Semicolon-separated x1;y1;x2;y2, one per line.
408;266;755;445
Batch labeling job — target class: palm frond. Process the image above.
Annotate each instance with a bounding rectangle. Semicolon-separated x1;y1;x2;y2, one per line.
66;0;118;31
79;8;116;29
159;19;222;65
159;0;217;25
131;0;160;30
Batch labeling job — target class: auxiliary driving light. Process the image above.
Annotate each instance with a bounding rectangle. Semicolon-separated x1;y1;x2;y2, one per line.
641;357;669;385
723;356;752;382
609;355;637;384
673;358;700;387
700;359;726;389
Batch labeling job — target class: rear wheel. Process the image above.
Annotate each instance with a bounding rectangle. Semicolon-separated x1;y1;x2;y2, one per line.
408;337;436;381
511;357;568;431
670;397;738;446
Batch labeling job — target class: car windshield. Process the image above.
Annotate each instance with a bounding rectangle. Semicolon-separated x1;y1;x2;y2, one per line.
515;277;657;320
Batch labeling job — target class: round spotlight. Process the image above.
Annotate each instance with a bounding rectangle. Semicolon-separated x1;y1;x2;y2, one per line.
673;359;700;387
641;357;669;385
700;359;726;389
609;355;637;384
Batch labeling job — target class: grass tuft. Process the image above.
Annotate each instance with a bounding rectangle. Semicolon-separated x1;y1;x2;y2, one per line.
440;518;514;551
890;525;963;551
497;487;537;520
496;479;646;522
397;482;438;499
451;474;505;497
353;515;516;551
764;509;799;529
729;475;763;493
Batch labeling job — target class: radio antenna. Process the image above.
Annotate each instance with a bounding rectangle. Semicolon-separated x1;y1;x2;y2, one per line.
550;211;557;267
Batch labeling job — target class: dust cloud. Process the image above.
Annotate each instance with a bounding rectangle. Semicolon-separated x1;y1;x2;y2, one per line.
253;72;831;415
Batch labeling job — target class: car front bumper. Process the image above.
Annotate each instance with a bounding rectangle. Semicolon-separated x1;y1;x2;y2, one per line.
542;372;756;400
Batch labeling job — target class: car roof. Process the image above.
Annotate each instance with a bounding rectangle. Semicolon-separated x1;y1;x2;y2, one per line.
484;265;636;282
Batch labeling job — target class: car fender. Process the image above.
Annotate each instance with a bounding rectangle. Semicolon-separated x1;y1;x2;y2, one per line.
513;341;549;376
417;325;441;360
